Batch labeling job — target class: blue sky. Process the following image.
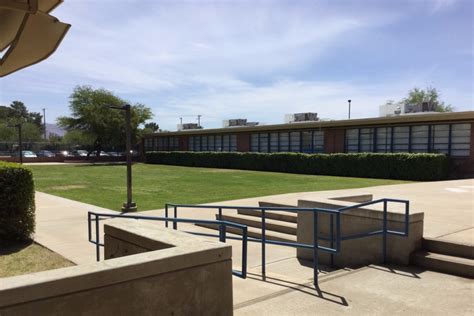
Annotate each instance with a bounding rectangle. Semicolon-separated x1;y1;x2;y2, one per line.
0;0;472;130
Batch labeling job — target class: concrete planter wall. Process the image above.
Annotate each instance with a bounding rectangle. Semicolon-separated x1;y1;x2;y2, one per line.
297;198;424;268
0;220;233;315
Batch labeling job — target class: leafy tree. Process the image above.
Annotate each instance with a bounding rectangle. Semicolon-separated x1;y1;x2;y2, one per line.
383;87;453;113
0;101;43;145
57;86;153;153
62;130;95;147
144;122;160;132
4;101;43;127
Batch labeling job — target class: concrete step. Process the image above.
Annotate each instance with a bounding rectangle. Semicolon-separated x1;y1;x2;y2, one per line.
195;222;297;243
411;251;474;278
237;208;298;223
220;214;297;236
422;238;473;259
258;201;298;212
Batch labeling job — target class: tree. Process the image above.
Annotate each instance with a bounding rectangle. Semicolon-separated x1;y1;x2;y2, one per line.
0;101;43;145
6;101;43;127
144;122;159;132
383;87;453;113
57;86;153;152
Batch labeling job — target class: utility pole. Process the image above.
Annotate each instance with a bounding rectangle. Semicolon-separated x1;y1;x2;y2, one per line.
109;104;137;212
42;108;47;140
347;99;352;119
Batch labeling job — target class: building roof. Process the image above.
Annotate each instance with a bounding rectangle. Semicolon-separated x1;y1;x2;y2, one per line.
145;111;474;138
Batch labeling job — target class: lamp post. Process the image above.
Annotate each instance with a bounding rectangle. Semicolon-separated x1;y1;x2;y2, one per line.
8;123;23;164
109;104;137;212
347;99;352;119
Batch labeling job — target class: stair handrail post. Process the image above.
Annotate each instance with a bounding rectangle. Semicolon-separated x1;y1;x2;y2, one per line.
382;199;388;264
261;208;266;281
313;210;319;287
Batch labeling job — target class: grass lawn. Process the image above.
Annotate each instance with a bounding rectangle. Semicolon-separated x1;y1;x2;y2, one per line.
28;163;408;211
0;241;74;278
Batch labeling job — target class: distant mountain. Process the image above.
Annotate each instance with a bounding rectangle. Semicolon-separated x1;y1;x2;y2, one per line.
46;123;65;138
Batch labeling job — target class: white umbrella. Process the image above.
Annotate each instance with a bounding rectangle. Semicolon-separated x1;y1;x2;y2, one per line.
0;0;70;77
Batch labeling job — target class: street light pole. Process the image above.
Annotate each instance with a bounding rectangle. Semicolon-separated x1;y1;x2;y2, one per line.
109;104;137;212
348;99;352;119
8;123;23;163
43;108;47;140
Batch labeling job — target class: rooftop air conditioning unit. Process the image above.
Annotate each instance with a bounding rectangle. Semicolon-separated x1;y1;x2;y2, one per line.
285;112;319;123
177;123;202;131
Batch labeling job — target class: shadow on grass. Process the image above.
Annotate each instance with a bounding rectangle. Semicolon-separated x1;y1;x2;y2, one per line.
0;240;33;256
72;162;129;167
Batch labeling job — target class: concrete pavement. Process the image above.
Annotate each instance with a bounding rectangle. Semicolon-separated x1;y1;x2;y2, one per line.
33;179;474;314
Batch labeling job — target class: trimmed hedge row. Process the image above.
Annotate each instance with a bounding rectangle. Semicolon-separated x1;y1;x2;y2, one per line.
145;152;450;181
0;162;35;244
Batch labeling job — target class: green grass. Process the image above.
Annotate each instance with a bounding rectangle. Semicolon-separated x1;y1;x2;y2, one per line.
28;163;409;211
0;241;74;278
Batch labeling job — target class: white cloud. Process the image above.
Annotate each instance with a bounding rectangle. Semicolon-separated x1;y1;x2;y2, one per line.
1;0;471;129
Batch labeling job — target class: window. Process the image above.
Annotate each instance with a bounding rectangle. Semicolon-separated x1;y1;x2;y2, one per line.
290;131;301;152
230;135;237;152
451;123;471;156
215;135;222;151
375;127;392;153
208;135;215;151
270;133;279;152
345;129;358;153
222;134;230;151
431;124;449;154
250;133;258;152
301;131;312;153
313;131;324;153
144;138;153;151
259;133;269;152
201;136;208;151
411;125;429;153
279;132;290;152
392;126;410;152
359;128;374;152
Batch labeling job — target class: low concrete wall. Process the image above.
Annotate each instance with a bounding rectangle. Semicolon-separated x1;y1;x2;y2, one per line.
297;198;424;267
0;220;233;315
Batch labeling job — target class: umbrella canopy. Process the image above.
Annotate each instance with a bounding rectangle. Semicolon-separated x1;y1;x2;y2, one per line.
0;0;70;77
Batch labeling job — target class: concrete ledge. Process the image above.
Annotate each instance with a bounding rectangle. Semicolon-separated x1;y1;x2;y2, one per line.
298;198;424;223
0;220;233;315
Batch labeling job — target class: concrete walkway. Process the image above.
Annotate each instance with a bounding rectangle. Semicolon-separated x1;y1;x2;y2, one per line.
33;179;474;314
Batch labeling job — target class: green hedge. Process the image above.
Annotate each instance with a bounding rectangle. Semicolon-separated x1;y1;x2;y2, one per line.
0;162;35;244
145;152;450;181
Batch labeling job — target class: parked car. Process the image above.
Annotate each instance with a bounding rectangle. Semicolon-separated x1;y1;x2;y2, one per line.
107;151;123;157
37;150;55;157
72;149;88;157
89;150;109;156
56;150;73;157
22;150;37;158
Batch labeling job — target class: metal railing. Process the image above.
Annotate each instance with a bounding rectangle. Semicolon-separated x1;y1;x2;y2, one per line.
87;211;248;278
165;198;409;286
87;198;409;287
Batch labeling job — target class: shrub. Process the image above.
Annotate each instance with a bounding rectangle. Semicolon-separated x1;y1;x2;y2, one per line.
0;162;35;244
145;152;450;181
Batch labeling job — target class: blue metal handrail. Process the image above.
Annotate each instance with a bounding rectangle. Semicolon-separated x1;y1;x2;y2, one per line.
87;211;248;278
165;198;410;286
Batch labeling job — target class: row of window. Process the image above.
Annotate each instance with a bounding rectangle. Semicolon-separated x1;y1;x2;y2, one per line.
345;123;471;156
144;123;471;157
144;136;179;151
188;134;237;152
250;130;324;153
